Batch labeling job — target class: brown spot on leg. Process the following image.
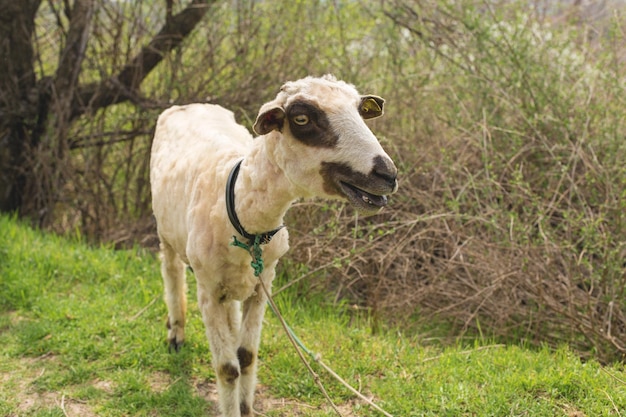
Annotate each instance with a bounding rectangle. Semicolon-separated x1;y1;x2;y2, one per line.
240;401;251;416
237;347;255;372
166;317;185;329
166;318;183;353
219;362;240;384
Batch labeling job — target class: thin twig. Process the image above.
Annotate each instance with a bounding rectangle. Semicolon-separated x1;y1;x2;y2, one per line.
60;394;69;417
422;344;506;363
602;389;622;417
129;296;159;321
273;257;350;296
600;366;626;386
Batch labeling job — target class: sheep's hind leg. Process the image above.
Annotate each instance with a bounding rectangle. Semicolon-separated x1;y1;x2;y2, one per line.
238;270;274;416
160;241;187;352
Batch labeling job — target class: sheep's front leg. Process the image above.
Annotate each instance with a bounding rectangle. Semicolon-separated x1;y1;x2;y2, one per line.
160;242;187;352
198;287;242;417
238;269;275;416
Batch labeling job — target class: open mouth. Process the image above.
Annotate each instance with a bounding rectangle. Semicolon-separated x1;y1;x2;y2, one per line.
339;181;388;212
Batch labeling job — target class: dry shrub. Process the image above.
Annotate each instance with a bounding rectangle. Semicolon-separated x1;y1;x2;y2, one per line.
286;126;626;361
281;0;626;362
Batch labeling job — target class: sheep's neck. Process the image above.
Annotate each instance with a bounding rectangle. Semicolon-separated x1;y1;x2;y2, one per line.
226;159;283;244
233;144;297;236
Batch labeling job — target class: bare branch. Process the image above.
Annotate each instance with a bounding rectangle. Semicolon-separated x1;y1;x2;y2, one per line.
71;0;213;119
68;129;153;150
166;0;174;24
54;0;94;109
46;0;66;34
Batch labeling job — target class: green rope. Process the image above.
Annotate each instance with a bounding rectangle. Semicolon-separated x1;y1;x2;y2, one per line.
266;298;317;358
231;235;264;277
262;284;395;417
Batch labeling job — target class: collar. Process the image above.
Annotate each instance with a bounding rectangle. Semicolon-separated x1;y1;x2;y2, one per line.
225;159;284;245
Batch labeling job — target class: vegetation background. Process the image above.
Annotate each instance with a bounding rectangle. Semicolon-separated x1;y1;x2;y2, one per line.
1;0;625;411
2;214;626;416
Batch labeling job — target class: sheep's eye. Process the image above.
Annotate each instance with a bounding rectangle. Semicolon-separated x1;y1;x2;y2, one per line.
293;114;309;125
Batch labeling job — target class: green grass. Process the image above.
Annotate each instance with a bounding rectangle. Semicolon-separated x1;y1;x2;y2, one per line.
1;214;625;416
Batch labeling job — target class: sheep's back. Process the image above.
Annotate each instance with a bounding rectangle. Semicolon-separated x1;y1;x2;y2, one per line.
150;104;253;258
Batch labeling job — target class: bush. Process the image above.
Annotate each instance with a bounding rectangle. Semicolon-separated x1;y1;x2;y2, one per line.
37;0;626;362
285;0;626;362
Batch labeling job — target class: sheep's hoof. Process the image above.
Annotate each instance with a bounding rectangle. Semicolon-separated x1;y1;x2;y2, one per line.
168;338;184;353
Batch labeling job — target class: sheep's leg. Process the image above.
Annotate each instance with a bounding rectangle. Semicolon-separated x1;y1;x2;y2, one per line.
198;287;242;417
238;270;275;416
160;242;187;352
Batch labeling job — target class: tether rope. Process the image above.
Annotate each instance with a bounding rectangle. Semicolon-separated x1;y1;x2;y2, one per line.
257;277;394;417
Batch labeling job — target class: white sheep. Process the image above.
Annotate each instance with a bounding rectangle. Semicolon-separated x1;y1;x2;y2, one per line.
150;75;398;417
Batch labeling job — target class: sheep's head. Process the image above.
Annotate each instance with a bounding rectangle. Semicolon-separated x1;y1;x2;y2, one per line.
253;75;398;215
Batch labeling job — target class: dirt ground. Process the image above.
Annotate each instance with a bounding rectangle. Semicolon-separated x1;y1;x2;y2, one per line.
5;356;359;417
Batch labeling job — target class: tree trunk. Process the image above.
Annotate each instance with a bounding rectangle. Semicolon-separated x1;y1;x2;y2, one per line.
0;0;42;212
0;0;212;221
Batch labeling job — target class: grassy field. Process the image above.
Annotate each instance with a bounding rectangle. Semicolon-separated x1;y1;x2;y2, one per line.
1;214;625;417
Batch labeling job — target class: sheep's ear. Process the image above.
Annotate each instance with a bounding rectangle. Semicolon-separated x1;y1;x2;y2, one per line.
359;95;385;119
253;105;285;135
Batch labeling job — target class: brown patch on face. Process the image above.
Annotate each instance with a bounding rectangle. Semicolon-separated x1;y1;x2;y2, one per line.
321;158;397;196
285;100;338;148
320;158;397;213
320;162;368;197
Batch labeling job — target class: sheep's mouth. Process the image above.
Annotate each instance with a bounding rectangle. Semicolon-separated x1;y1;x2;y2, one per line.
339;181;388;212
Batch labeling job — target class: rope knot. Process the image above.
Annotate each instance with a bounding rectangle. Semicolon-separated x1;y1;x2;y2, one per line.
231;235;265;277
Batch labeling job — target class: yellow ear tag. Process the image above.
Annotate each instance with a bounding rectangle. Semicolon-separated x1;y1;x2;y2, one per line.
361;98;382;114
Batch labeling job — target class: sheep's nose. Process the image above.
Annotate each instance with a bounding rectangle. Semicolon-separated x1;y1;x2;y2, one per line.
372;155;398;192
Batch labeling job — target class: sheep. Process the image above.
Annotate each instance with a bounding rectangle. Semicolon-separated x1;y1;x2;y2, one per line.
150;75;398;417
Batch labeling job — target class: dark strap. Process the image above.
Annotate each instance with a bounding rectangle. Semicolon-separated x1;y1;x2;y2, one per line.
225;159;284;245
